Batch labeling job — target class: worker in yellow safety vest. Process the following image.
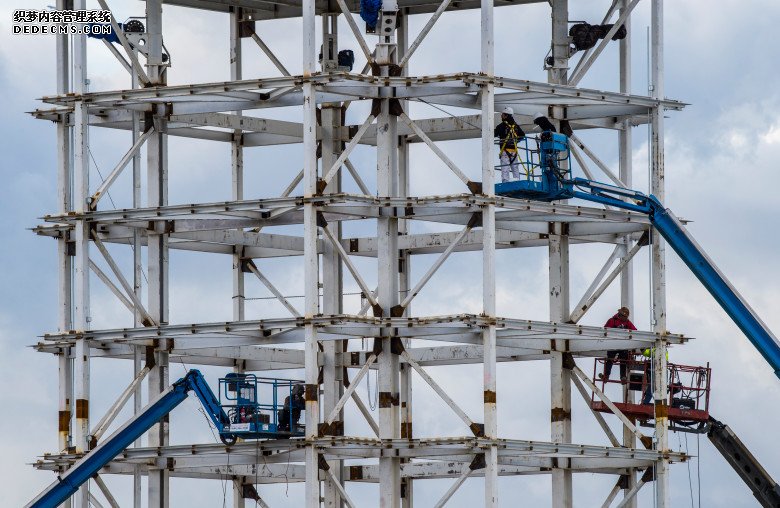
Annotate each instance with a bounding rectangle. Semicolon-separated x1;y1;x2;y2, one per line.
641;347;669;405
494;107;526;182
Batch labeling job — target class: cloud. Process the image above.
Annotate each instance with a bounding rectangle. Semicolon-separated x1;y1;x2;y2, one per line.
3;2;780;507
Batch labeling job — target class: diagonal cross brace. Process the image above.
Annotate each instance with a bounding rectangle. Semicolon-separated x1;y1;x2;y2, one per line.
90;365;151;442
250;33;291;77
401;350;481;436
321;222;380;309
91;231;156;326
569;236;645;323
569;0;641;87
571;373;621;447
321;114;375;188
95;0;151;86
570;135;628;189
334;0;374;65
571;365;652;449
325;353;378;425
396;216;478;312
398;0;455;69
90;260;134;314
90;127;154;209
432;465;473;508
399;112;475;190
245;260;302;317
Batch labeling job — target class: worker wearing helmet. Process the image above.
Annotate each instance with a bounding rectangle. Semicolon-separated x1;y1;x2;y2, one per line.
277;383;305;432
533;111;558;133
494;106;526;182
599;306;637;383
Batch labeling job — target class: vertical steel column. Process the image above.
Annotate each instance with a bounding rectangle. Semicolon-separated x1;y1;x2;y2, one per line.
302;0;320;507
145;2;169;507
397;11;413;508
229;9;247;508
56;4;73;507
618;2;637;506
321;13;345;508
72;2;90;507
131;42;144;508
376;12;401;505
230;6;245;325
549;2;572;507
650;0;670;505
480;0;498;506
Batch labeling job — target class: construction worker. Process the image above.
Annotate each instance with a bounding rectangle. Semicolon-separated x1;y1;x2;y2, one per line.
494;106;526;182
641;347;669;405
277;384;305;431
599;307;637;383
533;111;557;133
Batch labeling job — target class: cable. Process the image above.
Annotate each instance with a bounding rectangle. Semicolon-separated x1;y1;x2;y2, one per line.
683;432;694;508
87;146;150;286
696;432;702;508
245;291;365;301
415;98;482;130
367;357;378;411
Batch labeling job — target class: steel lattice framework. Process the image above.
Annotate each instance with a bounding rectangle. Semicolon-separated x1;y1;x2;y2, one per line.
32;0;681;506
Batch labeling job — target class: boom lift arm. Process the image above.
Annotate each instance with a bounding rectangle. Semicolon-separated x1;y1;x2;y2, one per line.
495;132;780;378
565;177;780;379
26;370;230;508
707;417;780;507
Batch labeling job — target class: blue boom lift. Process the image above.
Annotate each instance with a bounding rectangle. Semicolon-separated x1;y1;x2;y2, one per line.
27;132;780;508
26;370;303;508
496;131;780;378
496;131;780;504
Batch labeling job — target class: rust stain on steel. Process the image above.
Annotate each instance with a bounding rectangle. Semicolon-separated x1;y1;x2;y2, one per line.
550;407;571;422
75;399;89;419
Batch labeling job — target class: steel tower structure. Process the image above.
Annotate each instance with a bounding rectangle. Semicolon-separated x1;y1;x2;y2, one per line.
32;0;688;506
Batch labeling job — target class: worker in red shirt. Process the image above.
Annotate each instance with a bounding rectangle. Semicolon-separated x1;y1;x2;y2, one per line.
599;307;637;383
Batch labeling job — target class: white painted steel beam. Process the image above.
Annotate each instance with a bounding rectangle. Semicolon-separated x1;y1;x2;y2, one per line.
250;32;291;76
90;365;151;443
93;474;121;508
397;0;455;68
570;373;621;448
401;350;478;432
651;1;670;505
95;0;151;85
571;365;651;449
432;466;472;508
246;261;302;317
89;127;154;209
569;135;627;189
89;261;135;315
568;0;641;87
72;6;90;504
321;113;375;186
91;233;156;326
569;238;645;324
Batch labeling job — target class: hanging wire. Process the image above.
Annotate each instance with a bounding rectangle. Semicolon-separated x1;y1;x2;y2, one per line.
681;431;695;508
414;98;482;131
696;432;702;508
87;146;150;286
245;291;364;301
367;360;378;411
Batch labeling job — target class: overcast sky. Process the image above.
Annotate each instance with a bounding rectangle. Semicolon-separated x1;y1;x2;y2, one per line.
2;0;780;506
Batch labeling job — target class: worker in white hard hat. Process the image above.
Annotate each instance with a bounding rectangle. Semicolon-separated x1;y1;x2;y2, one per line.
533;111;557;133
494;106;526;182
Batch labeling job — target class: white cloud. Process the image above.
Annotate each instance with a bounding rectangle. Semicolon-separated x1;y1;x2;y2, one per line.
3;1;780;506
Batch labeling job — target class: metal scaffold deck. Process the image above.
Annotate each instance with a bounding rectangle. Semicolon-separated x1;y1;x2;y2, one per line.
30;0;699;506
